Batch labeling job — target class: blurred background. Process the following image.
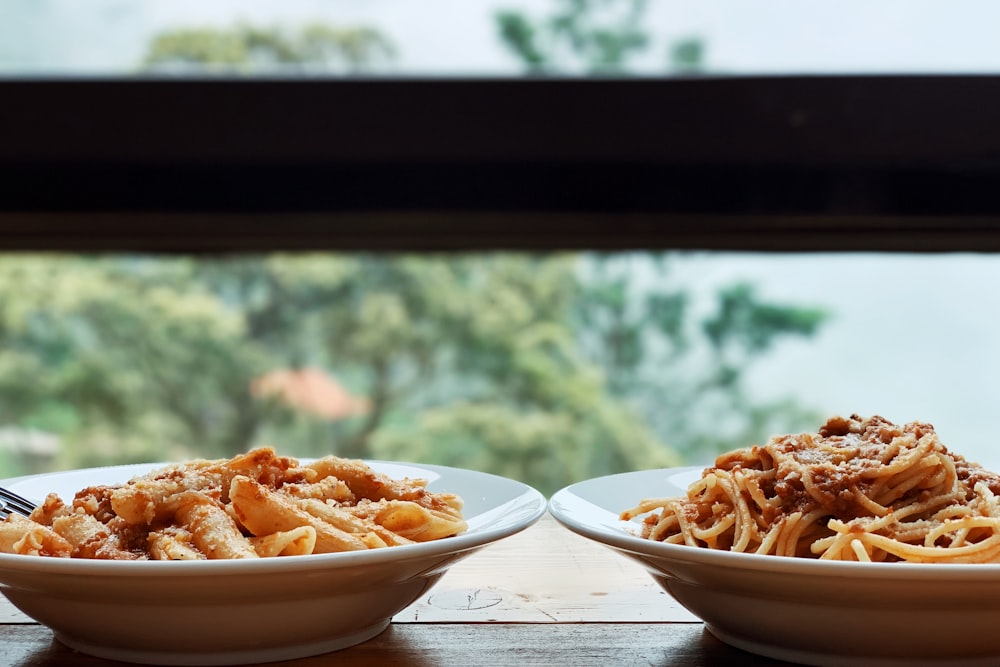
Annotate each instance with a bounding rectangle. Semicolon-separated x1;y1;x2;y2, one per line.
4;0;1000;76
1;1;997;495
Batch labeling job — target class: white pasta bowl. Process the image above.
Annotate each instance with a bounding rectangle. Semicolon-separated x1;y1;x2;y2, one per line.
549;466;1000;667
0;460;546;666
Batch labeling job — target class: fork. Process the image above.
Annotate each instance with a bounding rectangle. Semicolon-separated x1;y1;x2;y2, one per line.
0;486;37;519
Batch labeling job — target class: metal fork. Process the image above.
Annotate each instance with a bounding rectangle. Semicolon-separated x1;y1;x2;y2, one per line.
0;486;37;519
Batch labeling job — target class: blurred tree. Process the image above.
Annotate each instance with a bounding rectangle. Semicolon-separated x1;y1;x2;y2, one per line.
574;255;828;461
345;254;679;494
0;256;272;470
670;37;705;73
0;254;678;494
0;251;826;489
496;0;705;74
494;5;825;460
141;23;395;74
497;0;649;74
214;254;677;493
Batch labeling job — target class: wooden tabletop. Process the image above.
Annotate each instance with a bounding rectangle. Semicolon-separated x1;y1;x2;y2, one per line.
0;514;792;666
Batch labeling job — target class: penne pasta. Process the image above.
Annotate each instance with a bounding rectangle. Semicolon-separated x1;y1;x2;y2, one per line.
0;447;466;560
249;526;317;557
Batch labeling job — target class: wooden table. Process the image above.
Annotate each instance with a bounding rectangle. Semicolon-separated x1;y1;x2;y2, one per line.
0;515;791;666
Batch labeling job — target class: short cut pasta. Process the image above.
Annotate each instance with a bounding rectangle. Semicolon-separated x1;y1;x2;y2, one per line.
0;447;466;560
621;415;1000;563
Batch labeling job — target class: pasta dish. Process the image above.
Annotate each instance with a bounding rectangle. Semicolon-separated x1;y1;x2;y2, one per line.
0;447;466;559
621;415;1000;563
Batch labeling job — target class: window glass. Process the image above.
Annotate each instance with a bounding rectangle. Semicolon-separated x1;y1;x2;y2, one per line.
2;1;997;77
1;251;994;495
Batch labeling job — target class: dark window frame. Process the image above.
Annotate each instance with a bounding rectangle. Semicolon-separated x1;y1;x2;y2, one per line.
2;76;1000;252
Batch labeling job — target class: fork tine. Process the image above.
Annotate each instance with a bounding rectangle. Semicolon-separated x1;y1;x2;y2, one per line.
0;501;35;518
0;486;37;518
3;492;37;513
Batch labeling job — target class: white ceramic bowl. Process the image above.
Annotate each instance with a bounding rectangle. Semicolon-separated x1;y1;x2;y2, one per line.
0;460;546;666
549;466;1000;667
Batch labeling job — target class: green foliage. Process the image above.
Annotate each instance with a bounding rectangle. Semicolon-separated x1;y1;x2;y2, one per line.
373;401;675;497
495;0;705;74
670;38;705;73
363;254;682;494
141;23;395;73
0;254;674;494
573;255;829;462
497;0;649;74
0;256;268;466
704;282;827;358
0;252;829;493
496;13;548;71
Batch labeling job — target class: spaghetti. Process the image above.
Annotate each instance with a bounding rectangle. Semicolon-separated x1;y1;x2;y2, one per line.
621;415;1000;562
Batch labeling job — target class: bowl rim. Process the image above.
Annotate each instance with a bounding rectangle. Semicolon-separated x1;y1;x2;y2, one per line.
549;466;1000;581
0;459;547;576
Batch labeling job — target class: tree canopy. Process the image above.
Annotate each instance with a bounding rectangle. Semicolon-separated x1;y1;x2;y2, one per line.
142;23;394;74
496;0;706;74
0;253;827;495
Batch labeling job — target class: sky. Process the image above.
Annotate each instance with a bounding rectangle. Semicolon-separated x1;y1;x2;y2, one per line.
4;0;1000;75
2;2;999;467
